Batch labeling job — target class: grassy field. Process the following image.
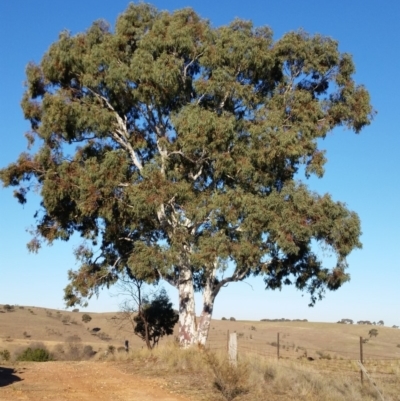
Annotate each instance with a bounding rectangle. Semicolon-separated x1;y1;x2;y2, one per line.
1;304;399;400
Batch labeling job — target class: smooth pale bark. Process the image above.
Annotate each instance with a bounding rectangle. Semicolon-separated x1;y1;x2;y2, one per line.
178;262;225;347
196;283;216;346
178;267;197;348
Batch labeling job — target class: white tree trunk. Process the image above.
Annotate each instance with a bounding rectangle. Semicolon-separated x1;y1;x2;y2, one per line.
178;267;197;348
196;283;215;346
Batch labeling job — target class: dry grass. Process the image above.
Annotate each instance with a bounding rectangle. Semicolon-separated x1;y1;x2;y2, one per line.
101;341;399;401
1;305;399;400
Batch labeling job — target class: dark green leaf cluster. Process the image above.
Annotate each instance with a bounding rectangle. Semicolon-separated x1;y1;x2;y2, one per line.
134;288;178;348
0;3;374;308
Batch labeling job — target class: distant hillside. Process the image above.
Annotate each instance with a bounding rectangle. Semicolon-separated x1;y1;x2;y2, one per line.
0;304;160;357
1;304;399;362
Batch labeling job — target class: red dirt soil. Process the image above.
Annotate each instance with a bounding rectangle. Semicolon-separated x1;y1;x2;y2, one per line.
0;361;191;401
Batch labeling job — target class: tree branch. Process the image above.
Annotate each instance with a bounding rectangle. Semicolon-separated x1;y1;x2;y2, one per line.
86;87;143;172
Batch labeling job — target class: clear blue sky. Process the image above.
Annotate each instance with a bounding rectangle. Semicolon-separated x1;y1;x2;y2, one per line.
1;1;399;326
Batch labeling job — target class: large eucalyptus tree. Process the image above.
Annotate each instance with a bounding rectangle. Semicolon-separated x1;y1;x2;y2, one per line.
1;3;373;347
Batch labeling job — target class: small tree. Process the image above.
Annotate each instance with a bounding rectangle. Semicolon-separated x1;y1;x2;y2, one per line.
116;276;178;349
133;289;178;349
368;328;378;338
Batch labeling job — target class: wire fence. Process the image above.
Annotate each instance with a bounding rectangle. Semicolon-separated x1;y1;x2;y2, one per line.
206;326;400;393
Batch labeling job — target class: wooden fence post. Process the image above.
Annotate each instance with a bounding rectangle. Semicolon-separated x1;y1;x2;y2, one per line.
360;336;364;384
228;332;237;366
277;332;280;361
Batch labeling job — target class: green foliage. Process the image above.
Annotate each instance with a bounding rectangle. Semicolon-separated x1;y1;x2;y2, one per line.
16;347;51;362
0;349;11;361
134;289;179;349
0;3;374;345
82;313;92;323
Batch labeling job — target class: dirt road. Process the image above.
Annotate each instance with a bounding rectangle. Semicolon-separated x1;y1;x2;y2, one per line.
0;361;191;401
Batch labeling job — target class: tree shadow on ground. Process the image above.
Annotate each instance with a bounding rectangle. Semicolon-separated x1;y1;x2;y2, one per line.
0;367;23;387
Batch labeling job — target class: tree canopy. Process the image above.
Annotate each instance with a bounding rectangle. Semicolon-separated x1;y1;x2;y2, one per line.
0;3;373;347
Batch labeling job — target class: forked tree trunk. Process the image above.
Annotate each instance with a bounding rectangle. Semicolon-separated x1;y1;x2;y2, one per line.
178;267;197;348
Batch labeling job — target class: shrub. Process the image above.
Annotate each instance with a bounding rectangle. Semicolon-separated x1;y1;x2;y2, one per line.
82;314;92;323
61;315;71;324
53;342;96;361
221;317;227;320
64;342;83;361
96;332;111;341
82;345;96;358
52;344;65;359
204;351;249;401
229;317;236;321
264;364;277;382
316;350;332;360
0;349;11;361
17;346;51;362
72;308;79;312
3;304;14;312
66;335;81;342
46;327;62;337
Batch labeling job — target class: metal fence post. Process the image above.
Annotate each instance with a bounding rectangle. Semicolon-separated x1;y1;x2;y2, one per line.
360;336;364;384
277;332;280;361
